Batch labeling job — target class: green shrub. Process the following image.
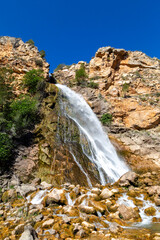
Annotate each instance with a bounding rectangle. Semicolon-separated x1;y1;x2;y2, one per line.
23;69;45;94
54;64;66;72
100;113;112;125
35;59;43;67
88;81;99;89
39;50;46;59
0;133;13;164
9;96;39;133
75;64;88;86
26;39;35;46
0;68;14;110
122;83;129;92
122;83;130;97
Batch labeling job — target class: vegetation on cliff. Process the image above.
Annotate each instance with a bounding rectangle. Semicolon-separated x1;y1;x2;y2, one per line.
75;63;88;86
0;68;45;171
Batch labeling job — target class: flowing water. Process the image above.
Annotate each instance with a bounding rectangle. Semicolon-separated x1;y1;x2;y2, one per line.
118;193;160;228
56;84;129;185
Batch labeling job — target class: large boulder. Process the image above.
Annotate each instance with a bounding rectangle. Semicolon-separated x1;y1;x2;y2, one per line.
100;188;114;199
1;189;17;202
147;186;160;196
119;171;138;187
17;184;36;197
118;204;140;220
43;188;67;205
19;225;38;240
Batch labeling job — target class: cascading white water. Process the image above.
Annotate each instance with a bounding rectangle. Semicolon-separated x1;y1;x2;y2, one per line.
56;84;129;185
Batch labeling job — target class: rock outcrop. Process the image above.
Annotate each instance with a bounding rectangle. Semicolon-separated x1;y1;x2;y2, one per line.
0;36;49;94
53;46;160;171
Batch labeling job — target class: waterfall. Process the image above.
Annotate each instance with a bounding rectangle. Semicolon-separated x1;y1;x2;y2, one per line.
56;84;129;185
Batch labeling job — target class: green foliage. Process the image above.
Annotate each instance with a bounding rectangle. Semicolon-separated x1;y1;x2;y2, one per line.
90;76;101;80
75;64;88;86
0;67;44;171
0;68;14;110
26;39;35;46
39;50;46;59
88;81;99;89
100;113;112;125
35;59;43;67
135;71;141;78
122;83;129;93
0;133;13;164
23;69;45;94
9;96;39;134
54;64;67;72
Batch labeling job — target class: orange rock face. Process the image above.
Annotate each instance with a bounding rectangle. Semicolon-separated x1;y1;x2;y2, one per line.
0;36;49;94
53;46;160;171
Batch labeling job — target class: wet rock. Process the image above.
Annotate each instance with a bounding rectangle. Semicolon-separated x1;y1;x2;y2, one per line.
82;221;95;230
109;222;121;234
91;188;101;195
0;210;4;216
2;189;17;202
42;219;54;228
9;175;20;187
31;178;41;186
100;188;114;199
119;171;138;187
33;213;43;222
76;228;87;238
13;223;25;235
89;200;107;213
40;181;52;189
73;223;82;232
62;215;71;223
147;186;160;196
118;204;140;220
44;188;67;205
17;184;36;197
19;225;38;240
154;196;160;206
79;205;96;215
72;186;80;196
75;194;87;205
144;206;156;216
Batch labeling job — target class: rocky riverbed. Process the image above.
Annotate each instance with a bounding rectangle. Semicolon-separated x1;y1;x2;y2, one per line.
0;171;160;240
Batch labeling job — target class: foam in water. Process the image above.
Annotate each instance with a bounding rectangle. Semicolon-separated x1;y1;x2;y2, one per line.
118;193;160;227
30;190;48;205
56;84;129;185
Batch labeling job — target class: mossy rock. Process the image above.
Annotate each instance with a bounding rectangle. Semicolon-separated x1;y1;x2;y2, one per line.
2;189;17;202
144;206;156;216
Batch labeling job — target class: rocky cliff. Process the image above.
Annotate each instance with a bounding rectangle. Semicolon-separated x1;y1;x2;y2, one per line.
1;38;160;184
1;38;160;240
0;36;49;181
53;47;160;172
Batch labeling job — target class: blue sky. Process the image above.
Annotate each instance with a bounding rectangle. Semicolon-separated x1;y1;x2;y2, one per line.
1;0;160;72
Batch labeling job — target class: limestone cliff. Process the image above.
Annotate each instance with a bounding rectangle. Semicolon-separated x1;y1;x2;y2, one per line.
0;36;49;181
0;37;160;185
0;36;49;94
53;47;160;172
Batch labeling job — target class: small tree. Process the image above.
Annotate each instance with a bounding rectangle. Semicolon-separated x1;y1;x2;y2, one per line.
0;133;13;166
0;68;14;111
100;113;112;125
122;83;129;97
23;69;45;94
75;64;88;86
39;50;46;59
26;39;35;46
54;64;66;72
9;96;39;134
